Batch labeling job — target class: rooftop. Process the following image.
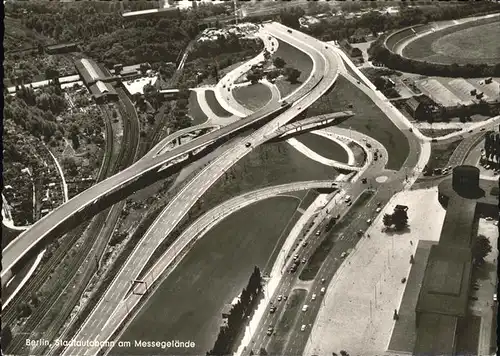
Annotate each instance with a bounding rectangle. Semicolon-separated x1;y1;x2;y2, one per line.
416;244;472;317
439;196;477;247
122;76;158;96
413;313;457;355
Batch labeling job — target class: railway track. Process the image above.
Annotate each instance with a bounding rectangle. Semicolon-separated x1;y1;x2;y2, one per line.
4;103;123;355
27;91;140;355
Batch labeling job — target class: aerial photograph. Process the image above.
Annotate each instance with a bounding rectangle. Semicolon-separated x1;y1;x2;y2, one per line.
2;0;500;355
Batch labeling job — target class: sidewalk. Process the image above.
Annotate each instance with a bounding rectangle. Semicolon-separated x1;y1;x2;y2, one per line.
304;187;446;356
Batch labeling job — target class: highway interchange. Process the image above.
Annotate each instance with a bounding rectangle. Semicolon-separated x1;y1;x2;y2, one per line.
5;19;498;356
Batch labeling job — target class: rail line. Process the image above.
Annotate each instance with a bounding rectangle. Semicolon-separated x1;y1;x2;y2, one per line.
4;95;140;355
30;90;140;355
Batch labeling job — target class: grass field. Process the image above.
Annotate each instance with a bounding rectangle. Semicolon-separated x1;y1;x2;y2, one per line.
402;19;500;65
115;141;338;355
298;190;320;211
426;141;461;170
300;190;375;281
233;83;273;111
306;75;410;170
267;288;307;355
188;90;208;125
295;132;349;163
273;39;313;98
205;89;232;117
115;197;300;356
419;128;462;138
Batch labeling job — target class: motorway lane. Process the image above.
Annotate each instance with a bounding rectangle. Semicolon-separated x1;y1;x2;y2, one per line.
61;23;337;356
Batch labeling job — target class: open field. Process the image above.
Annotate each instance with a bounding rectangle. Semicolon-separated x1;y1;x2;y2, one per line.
305;188;446;356
115;141;338;354
273;39;313;98
419;128;462;138
306;75;409;170
115;197;300;355
295;132;349;163
188;90;208;125
402;19;500;65
300;190;374;281
233;83;273;111
205;89;232;117
426;141;461;170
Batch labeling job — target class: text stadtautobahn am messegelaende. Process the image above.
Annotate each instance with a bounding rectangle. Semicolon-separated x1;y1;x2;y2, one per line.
26;338;196;349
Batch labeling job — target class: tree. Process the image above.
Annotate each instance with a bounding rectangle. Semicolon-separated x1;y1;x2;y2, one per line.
392;208;408;231
273;57;286;69
285;67;301;84
382;213;392;227
259;347;268;355
340;351;350;356
472;235;492;265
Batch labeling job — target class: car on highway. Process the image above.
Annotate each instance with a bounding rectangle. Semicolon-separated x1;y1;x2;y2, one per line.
341;252;347;259
311;293;317;301
302;241;308;247
287;29;292;33
293;254;299;260
320;287;326;295
374;155;378;161
375;207;382;213
468;129;473;133
344;196;351;203
361;178;367;184
269;306;277;314
367;219;372;225
315;230;321;236
321;278;325;284
267;326;274;335
366;142;372;148
301;324;306;332
277;295;282;302
245;142;251;148
347;201;352;206
302;258;307;264
494;293;497;302
302;304;309;312
283;295;288;301
290;265;297;273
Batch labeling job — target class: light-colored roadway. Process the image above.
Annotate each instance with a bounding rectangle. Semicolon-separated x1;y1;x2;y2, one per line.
60;22;340;356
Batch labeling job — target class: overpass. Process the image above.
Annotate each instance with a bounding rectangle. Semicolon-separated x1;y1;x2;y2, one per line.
57;21;342;356
1;23;338;287
1;101;291;285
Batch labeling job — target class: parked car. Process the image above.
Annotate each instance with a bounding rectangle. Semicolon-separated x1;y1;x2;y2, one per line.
267;326;274;335
315;230;321;236
321;278;326;284
320;287;326;295
302;304;309;312
341;252;347;259
375;207;382;213
245;142;251;148
277;295;282;302
301;324;306;332
311;294;317;301
270;306;277;314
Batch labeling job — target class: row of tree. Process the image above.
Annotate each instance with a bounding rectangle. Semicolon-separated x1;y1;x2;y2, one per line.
483;131;500;166
207;266;263;356
368;39;500;78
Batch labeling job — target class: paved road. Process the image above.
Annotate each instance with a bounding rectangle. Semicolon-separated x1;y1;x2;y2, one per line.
2;88;282;284
59;22;340;356
244;31;428;356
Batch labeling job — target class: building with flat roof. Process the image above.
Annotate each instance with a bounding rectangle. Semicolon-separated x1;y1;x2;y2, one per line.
410;167;498;355
46;42;79;54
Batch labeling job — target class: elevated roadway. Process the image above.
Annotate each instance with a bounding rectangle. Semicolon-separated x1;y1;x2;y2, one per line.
59;21;340;356
1;95;286;286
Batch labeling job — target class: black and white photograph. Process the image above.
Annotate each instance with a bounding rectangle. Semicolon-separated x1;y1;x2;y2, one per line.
2;1;499;355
